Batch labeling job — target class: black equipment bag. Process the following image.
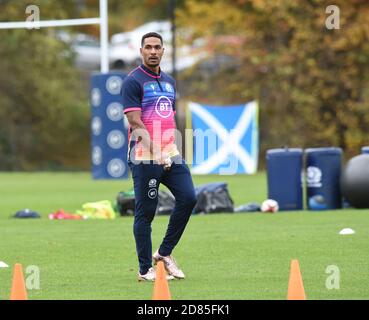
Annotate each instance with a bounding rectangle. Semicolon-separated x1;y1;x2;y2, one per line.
116;191;135;216
194;182;234;214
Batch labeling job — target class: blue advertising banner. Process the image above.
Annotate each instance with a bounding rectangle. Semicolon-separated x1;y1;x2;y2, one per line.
90;72;129;179
188;101;259;174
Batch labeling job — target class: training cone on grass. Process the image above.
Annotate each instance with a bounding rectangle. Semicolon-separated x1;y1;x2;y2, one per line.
152;261;171;300
287;259;306;300
10;263;28;300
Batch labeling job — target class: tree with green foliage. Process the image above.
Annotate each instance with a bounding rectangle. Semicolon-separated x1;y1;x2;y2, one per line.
0;0;90;170
177;0;369;161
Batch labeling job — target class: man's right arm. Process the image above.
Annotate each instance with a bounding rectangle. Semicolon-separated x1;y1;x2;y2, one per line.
121;77;168;164
125;110;167;164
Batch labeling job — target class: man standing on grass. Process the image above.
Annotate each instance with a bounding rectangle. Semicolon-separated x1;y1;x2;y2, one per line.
121;32;197;281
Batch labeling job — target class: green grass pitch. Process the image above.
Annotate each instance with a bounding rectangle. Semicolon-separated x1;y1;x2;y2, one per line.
0;172;368;300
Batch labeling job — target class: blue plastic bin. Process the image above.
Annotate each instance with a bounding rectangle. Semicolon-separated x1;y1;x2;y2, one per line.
305;147;342;210
266;148;303;211
362;146;369;154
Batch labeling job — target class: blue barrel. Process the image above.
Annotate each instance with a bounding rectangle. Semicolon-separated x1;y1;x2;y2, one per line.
266;148;303;211
362;146;369;154
305;147;342;210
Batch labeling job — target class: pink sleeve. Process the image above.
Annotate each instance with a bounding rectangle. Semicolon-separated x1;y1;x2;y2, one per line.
124;107;141;113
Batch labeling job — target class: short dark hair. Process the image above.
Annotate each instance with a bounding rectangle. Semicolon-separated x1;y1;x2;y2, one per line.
141;32;163;47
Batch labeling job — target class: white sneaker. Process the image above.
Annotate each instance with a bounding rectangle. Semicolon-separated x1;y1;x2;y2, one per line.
153;250;186;279
137;267;174;281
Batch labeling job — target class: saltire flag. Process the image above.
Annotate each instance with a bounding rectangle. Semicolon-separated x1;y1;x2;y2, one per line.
187;101;259;174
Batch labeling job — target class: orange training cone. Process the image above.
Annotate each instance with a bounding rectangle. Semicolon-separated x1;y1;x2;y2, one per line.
10;263;28;300
287;259;306;300
152;261;171;300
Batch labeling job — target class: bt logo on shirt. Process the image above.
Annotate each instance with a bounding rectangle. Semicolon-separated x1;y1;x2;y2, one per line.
155;96;172;118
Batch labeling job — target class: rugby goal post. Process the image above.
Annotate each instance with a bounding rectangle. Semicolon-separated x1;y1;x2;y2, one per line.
0;0;110;73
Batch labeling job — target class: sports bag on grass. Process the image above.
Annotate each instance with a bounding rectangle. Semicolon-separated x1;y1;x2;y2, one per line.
194;182;234;214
